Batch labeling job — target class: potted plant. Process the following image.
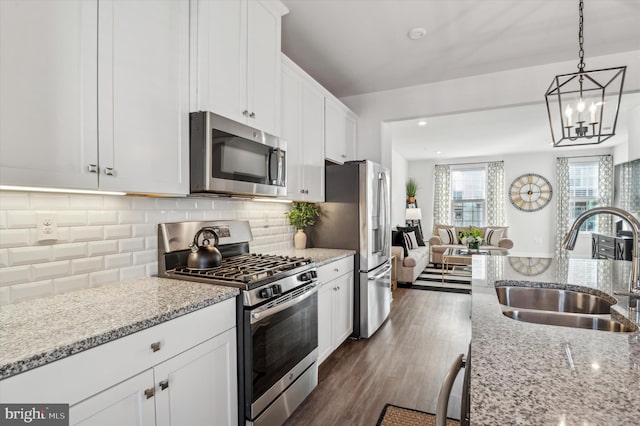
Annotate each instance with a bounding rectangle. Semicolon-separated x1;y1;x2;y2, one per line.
406;178;418;203
459;227;484;251
285;202;320;249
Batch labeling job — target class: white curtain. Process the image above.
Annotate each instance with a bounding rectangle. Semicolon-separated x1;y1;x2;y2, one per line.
433;165;450;226
486;161;505;226
555;157;570;257
597;155;614;234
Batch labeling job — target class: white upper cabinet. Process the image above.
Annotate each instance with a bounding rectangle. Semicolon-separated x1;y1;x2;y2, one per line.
98;0;189;195
192;0;287;137
325;95;357;164
281;56;324;202
0;0;190;195
0;0;99;190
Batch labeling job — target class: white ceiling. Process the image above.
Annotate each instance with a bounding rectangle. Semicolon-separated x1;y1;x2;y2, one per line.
280;0;640;161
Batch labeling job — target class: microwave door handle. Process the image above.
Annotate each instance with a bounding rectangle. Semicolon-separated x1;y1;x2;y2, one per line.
267;149;274;185
276;148;284;186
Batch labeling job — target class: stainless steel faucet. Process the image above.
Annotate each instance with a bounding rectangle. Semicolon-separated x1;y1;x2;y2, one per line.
562;207;640;317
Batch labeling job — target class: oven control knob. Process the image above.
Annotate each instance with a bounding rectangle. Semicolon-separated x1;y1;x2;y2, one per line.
310;270;317;278
259;288;273;299
298;273;309;282
272;284;282;295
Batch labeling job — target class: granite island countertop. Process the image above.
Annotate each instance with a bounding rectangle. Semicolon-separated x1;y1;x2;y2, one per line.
262;247;356;267
471;256;640;425
0;277;238;380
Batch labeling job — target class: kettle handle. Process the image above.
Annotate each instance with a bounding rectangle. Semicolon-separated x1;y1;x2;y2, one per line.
191;227;220;248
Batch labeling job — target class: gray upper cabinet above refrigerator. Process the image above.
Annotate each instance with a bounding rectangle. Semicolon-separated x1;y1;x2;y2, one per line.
0;0;190;196
191;0;288;138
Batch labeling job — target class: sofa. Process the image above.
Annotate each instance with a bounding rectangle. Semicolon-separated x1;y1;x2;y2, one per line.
429;224;513;265
391;229;430;284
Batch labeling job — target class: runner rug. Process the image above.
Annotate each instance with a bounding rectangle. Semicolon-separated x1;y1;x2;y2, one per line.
402;263;472;294
376;403;460;426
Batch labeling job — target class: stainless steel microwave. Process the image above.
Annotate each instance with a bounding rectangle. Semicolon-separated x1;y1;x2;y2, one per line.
190;112;286;197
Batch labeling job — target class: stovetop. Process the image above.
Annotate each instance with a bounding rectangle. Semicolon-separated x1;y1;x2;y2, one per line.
167;253;314;290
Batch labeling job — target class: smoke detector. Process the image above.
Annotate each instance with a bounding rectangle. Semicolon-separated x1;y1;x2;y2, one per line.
408;27;427;40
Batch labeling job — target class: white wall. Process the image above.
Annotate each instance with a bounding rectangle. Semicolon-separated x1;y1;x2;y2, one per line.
341;51;640;169
407;147;614;257
0;191;294;305
391;148;408;228
628;105;640;161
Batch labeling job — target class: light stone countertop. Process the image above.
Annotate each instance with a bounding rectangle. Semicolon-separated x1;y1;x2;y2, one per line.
262;248;356;267
0;277;238;380
471;256;640;425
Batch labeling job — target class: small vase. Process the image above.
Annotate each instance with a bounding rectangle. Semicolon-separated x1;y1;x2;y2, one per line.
468;242;480;251
294;229;307;250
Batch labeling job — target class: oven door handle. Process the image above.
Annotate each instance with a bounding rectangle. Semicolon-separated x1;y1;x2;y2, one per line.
250;284;318;324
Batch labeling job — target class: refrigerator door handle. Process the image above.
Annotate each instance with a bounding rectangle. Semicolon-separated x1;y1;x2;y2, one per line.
368;264;391;281
378;171;389;255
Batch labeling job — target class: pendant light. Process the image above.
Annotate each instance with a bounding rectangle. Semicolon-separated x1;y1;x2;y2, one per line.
545;0;626;147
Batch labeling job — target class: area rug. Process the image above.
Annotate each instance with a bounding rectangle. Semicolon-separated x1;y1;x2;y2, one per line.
376;403;459;426
411;264;471;294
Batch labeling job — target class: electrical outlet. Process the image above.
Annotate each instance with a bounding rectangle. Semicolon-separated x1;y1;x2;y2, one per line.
37;212;58;241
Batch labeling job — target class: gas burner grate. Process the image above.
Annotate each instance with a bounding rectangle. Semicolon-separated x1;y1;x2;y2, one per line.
172;253;313;285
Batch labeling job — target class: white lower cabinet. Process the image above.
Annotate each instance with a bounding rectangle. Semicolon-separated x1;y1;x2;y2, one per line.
0;299;237;426
317;256;354;365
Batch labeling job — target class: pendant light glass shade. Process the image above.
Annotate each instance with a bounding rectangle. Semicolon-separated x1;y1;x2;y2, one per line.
545;66;626;147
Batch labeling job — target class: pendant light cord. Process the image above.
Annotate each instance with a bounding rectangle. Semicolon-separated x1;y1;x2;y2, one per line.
577;0;585;71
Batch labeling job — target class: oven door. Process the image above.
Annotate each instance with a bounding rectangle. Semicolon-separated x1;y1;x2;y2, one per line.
244;285;318;420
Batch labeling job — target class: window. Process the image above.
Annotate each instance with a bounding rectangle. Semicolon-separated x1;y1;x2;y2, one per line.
451;168;486;227
569;161;599;231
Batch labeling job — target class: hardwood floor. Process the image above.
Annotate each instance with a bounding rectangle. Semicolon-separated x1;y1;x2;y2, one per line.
285;287;471;426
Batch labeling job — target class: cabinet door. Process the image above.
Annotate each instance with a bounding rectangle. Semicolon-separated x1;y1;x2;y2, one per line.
155;328;237;426
193;0;247;125
0;0;98;190
301;81;325;202
333;272;354;346
70;369;155;426
317;283;334;365
246;0;281;136
98;0;189;195
325;97;356;164
281;62;303;200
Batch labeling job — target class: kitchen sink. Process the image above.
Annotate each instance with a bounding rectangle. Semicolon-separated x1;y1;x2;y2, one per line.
502;309;638;332
495;286;614;314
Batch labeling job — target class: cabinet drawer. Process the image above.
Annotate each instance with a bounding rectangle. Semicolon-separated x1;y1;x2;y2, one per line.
598;235;615;246
598;245;615;258
0;298;235;405
317;256;354;284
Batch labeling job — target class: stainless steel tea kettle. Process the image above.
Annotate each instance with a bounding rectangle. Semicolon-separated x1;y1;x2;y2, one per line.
187;227;222;269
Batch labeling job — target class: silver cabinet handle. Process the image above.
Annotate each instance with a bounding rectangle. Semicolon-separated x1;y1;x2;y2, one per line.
104;167;114;176
144;388;155;399
87;164;98;173
300;189;305;194
242;110;249;116
159;380;169;391
249;112;256;118
150;342;161;352
334;268;339;272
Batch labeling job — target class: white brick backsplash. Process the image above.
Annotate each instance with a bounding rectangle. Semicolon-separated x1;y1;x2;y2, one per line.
133;224;155;238
131;197;155;210
167;211;189;222
88;240;119;256
8;246;51;265
176;198;199;210
30;193;70;209
88;210;118;225
186;211;206;221
104;253;132;269
6;210;37;228
32;261;71;280
133;250;156;265
119;210;145;224
11;280;54;303
119;265;146;281
69;195;104;209
119;238;145;253
1;192;30;209
0;287;10;306
70;226;104;242
54;274;89;294
0;250;8;267
103;196;132;210
104;224;131;239
57;211;88;226
0;211;6;229
146;262;158;276
0;265;31;286
145;210;168;224
52;243;87;260
0;229;30;248
155;198;178;210
145;236;158;249
29;227;70;244
71;257;104;274
89;269;120;287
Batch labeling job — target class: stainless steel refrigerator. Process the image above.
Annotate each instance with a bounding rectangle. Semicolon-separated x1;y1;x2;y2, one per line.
308;160;391;338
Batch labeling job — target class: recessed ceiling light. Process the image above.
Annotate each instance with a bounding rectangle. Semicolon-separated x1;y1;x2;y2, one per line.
418;120;427;126
436;151;442;154
408;27;427;40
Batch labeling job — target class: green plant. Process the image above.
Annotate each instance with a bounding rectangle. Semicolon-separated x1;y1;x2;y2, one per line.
406;178;418;198
285;202;319;229
459;227;484;245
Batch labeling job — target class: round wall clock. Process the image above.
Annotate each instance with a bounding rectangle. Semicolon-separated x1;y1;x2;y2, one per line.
509;173;553;212
508;257;552;276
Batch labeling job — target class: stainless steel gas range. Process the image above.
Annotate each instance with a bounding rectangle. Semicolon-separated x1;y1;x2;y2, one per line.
158;221;318;426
